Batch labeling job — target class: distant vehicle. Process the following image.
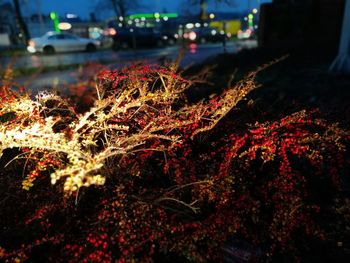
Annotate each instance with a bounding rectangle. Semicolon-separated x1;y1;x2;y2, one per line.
237;28;254;40
184;27;227;44
27;31;101;54
110;27;165;50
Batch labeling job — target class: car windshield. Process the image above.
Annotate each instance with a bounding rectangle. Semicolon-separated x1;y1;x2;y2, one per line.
47;34;64;40
63;34;78;40
46;33;79;40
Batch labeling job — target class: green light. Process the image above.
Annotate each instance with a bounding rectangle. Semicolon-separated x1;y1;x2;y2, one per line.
50;11;60;33
129;13;152;19
160;13;178;18
247;13;254;28
128;13;178;20
50;12;57;20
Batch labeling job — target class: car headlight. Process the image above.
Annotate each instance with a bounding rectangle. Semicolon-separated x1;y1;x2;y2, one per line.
189;31;197;41
27;46;36;53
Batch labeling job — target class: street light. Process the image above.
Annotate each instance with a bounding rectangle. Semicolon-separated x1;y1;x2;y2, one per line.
58;22;72;30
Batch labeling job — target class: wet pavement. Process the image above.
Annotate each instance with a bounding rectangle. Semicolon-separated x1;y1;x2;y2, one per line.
12;40;257;94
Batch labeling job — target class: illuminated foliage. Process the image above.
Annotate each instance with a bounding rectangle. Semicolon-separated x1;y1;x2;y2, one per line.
0;63;349;261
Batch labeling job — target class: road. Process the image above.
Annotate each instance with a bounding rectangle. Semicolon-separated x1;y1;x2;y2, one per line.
11;40;257;94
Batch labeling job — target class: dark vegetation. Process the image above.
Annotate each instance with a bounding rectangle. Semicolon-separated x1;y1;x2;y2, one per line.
0;46;350;262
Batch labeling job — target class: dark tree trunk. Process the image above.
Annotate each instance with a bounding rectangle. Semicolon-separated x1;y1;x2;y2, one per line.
13;0;30;44
111;0;127;25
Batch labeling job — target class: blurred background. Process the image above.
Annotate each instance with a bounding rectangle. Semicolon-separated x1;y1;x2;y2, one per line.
0;0;265;47
0;0;348;91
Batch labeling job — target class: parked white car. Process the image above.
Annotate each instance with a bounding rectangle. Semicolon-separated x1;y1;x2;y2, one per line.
27;31;101;54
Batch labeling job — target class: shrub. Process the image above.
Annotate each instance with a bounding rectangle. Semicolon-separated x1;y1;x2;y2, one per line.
0;63;348;262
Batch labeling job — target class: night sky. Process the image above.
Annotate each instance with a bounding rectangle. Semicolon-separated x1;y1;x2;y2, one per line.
24;0;272;19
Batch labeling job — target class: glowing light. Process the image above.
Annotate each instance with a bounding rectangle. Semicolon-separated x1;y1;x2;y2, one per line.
66;13;77;19
186;23;194;29
27;46;36;53
189;31;197;41
104;28;116;36
248;14;254;28
163;16;169;21
58;22;72;30
237;29;252;39
252;8;258;14
108;28;117;36
119;16;124;21
50;12;61;32
189;43;197;54
195;23;201;28
128;13;178;19
91;31;100;39
209;13;215;19
50;12;58;20
127;20;132;25
211;29;217;35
